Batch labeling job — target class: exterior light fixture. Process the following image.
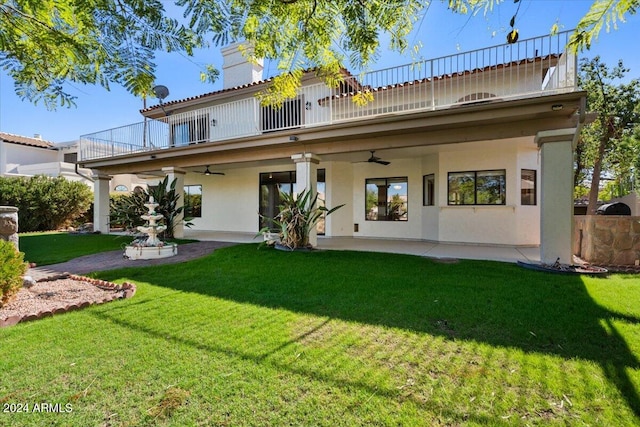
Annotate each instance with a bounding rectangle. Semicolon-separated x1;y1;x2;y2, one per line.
305;101;312;110
551;104;563;111
289;135;299;141
211;119;217;127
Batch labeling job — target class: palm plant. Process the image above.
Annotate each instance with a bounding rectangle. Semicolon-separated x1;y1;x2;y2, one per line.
110;176;191;239
259;188;344;250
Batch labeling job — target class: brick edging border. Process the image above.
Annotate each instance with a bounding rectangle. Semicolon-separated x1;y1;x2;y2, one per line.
0;274;136;328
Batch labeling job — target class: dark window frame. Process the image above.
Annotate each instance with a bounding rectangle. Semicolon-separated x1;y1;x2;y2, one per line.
521;169;537;206
261;98;303;133
365;177;409;221
423;174;435;206
447;169;506;206
184;184;203;218
170;114;210;146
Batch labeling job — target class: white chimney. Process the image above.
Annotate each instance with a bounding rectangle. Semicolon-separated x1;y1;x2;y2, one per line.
221;42;264;90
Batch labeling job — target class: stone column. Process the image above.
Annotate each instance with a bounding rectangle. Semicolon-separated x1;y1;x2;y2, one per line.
535;128;579;265
0;206;19;250
162;167;186;239
93;173;112;234
292;153;320;247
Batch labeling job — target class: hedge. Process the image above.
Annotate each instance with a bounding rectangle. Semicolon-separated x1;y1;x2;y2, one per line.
0;175;92;232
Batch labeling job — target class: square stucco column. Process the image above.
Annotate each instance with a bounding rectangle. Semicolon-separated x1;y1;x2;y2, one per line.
292;153;320;247
536;128;579;264
0;139;7;175
162;167;186;238
93;173;112;234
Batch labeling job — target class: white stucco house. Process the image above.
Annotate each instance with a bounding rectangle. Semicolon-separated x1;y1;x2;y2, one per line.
79;31;585;264
0;132;147;193
0;132;94;183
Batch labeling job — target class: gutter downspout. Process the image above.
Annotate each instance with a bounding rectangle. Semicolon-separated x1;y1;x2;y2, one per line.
75;163;95;183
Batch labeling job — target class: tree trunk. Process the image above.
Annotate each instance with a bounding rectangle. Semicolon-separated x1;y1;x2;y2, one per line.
587;134;608;215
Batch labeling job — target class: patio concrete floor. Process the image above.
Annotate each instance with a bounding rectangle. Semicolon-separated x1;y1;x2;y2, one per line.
183;230;540;264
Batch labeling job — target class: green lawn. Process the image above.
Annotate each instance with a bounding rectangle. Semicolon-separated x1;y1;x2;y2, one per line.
1;242;639;426
19;232;196;265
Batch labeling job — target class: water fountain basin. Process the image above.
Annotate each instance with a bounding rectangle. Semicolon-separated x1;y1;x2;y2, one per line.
125;241;177;260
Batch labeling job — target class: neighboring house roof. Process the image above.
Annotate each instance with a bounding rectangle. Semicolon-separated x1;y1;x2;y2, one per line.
140;68;356;114
0;131;54;149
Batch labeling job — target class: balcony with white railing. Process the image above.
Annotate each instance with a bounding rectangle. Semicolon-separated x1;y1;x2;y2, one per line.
80;30;577;162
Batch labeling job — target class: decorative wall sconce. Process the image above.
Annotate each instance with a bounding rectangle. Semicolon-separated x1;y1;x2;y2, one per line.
211;118;217;127
289;135;299;142
305;101;312;110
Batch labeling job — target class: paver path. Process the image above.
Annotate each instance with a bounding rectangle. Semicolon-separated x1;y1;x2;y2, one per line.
28;241;237;280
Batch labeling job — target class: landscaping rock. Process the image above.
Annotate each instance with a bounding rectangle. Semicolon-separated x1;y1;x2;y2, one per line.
22;275;36;288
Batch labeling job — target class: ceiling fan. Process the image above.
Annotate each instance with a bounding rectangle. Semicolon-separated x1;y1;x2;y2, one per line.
364;150;390;165
196;166;225;176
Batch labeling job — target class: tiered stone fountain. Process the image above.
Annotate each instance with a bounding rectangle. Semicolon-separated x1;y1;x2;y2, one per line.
124;196;177;260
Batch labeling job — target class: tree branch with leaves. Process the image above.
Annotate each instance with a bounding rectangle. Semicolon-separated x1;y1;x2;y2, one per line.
576;56;640;213
1;0;638;109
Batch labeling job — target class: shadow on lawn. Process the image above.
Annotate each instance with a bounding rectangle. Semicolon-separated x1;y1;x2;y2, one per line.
97;245;640;419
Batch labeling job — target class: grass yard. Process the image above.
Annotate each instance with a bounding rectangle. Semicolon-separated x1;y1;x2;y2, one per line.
19;232;196;265
1;242;639;426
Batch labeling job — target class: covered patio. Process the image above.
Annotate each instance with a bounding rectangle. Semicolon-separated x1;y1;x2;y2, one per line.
182;230;540;263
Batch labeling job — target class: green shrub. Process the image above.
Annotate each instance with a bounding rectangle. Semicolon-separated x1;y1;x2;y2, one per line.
110;177;191;238
0;240;27;307
110;191;148;231
258;188;344;249
0;175;92;232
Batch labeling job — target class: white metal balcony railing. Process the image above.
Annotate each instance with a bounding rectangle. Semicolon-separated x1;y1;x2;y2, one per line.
80;30;577;161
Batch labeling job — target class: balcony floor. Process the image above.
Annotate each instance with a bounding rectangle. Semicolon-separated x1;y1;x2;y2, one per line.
182;230;540;263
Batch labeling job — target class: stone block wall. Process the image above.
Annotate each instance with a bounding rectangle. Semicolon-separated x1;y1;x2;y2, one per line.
574;216;640;265
0;206;19;250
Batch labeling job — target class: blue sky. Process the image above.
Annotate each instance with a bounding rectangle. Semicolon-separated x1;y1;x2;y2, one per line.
0;0;639;143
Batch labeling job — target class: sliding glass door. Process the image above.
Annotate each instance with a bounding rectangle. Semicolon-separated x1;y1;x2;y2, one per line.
259;170;326;233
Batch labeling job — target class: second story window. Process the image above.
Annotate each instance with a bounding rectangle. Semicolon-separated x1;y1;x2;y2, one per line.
261;98;302;133
171;115;209;146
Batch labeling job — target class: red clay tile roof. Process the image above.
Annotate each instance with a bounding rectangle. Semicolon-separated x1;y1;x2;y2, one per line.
0;132;54;149
140;68;356;114
141;54;558;113
140;77;276;114
318;55;560;104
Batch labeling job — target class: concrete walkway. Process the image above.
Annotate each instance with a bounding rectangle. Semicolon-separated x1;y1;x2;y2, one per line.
28;241;236;280
183;230;540;263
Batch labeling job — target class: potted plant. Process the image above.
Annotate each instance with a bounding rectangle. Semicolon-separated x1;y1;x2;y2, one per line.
258;188;344;250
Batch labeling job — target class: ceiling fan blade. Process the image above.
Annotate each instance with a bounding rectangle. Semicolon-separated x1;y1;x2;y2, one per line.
367;151;390;165
200;166;225;176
